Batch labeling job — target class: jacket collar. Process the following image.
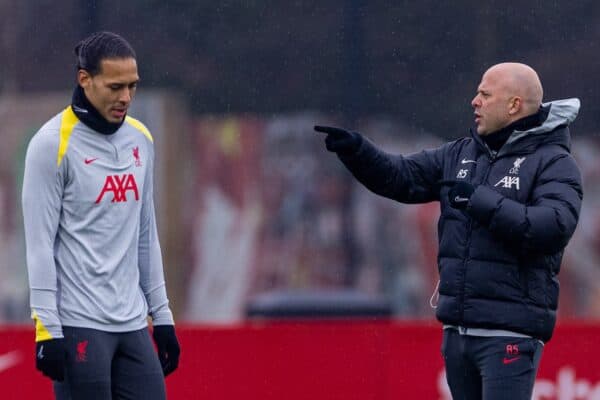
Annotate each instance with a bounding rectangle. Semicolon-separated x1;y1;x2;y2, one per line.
470;98;579;157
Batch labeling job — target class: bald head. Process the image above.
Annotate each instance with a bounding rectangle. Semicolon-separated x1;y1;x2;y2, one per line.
471;62;544;135
486;63;543;113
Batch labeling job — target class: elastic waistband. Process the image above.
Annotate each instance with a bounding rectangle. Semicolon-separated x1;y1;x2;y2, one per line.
443;324;534;339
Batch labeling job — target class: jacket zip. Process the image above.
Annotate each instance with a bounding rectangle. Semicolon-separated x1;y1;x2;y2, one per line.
459;151;496;323
105;136;120;162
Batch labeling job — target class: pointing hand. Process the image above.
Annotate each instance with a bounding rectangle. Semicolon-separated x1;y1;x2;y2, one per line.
314;125;363;155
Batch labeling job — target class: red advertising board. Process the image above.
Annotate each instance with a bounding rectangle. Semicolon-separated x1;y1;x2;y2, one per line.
1;321;599;399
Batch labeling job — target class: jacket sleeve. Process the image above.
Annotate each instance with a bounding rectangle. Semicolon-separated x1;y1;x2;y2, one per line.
468;153;582;254
337;137;450;203
22;130;64;341
138;141;175;326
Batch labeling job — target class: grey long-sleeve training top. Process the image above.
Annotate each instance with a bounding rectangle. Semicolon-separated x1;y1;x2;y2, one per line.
22;106;174;341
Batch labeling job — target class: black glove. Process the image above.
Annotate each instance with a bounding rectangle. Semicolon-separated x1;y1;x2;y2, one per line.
447;181;475;209
314;125;362;155
153;325;180;377
35;338;66;382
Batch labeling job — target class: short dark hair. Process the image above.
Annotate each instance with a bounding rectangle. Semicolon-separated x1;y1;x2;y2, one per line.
74;31;136;76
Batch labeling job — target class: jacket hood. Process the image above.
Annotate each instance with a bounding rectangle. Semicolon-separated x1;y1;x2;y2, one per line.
507;98;580;145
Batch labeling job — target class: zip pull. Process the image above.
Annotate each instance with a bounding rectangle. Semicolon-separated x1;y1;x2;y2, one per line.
429;279;440;309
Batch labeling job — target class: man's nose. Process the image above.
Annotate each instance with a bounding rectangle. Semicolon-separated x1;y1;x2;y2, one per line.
119;88;132;103
471;96;480;108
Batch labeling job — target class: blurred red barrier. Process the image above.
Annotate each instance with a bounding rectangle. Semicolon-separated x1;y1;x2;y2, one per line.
1;321;599;399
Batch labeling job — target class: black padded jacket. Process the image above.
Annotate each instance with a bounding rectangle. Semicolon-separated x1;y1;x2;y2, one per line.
337;98;583;342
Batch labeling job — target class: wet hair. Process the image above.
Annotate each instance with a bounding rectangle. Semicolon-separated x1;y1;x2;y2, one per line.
74;31;136;76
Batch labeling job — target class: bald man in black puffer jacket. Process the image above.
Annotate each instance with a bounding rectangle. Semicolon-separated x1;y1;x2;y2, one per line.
316;62;582;400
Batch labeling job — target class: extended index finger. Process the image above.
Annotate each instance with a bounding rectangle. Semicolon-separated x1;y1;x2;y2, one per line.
314;125;345;135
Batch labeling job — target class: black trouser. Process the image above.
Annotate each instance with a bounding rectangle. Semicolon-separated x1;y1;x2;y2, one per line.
54;327;166;400
441;328;543;400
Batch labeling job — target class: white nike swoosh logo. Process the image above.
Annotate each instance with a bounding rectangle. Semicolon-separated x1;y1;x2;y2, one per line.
72;105;89;114
0;351;21;373
454;196;469;203
461;159;476;164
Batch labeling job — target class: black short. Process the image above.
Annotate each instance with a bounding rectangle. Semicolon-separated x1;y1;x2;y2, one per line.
441;328;543;400
53;326;165;400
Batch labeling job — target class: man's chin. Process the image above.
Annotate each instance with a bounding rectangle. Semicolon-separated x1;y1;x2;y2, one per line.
475;126;488;136
105;115;125;124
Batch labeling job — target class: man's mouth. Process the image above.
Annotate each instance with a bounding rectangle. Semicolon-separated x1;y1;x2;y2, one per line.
110;108;126;119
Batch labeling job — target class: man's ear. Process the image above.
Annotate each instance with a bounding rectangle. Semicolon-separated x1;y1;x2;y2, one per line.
508;96;522;116
77;69;92;88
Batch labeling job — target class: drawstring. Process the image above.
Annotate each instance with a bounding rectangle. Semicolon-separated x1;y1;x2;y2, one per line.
430;280;440;309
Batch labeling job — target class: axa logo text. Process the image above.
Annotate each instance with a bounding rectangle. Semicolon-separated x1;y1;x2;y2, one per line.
95;174;140;204
494;176;520;190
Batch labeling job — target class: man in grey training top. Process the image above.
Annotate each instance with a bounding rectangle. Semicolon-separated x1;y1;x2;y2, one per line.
22;31;180;399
